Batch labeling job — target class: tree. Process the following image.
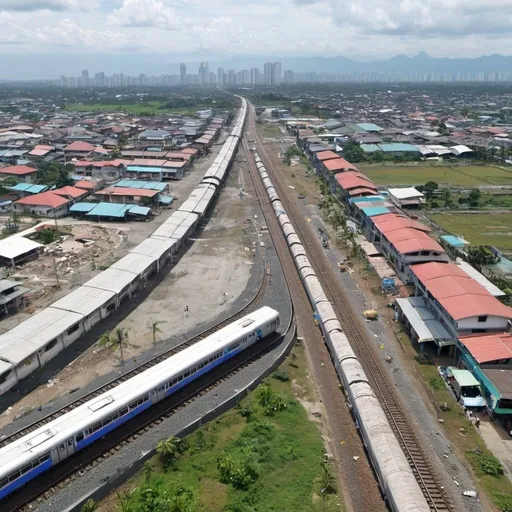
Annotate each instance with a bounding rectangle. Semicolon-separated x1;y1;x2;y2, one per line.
423;181;439;200
156;436;184;470
98;327;131;365
342;140;365;163
320;462;337;512
466;246;497;270
258;385;274;407
36;163;74;187
441;189;451;208
469;188;481;207
81;499;98;512
217;455;234;484
142;461;153;485
371;151;384;163
149;320;166;347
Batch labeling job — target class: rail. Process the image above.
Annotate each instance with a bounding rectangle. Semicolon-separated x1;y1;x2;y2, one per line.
0;263;269;449
250;105;452;512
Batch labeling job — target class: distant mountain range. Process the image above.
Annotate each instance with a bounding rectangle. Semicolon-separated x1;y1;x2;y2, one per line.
2;52;512;81
209;53;512;75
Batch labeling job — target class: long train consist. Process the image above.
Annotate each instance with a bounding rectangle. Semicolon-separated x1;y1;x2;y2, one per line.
0;306;279;501
253;152;430;512
0;98;248;396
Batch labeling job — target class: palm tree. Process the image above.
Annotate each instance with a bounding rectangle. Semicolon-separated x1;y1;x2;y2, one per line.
98;328;131;365
116;493;133;512
156;436;183;469
81;499;97;512
142;461;152;485
441;189;451;208
258;385;274;407
149;320;167;347
320;462;337;511
217;455;233;483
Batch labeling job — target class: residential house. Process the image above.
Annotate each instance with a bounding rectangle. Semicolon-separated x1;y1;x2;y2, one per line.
0;279;30;318
13;191;70;217
0;165;39;183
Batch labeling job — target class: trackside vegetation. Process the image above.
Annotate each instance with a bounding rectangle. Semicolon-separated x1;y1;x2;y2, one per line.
97;343;342;512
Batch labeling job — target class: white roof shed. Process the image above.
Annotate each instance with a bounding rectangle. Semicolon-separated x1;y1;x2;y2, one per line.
111;253;157;276
0;237;42;260
0;308;83;364
387;187;424;200
84;268;138;295
131;237;178;259
51;286;116;316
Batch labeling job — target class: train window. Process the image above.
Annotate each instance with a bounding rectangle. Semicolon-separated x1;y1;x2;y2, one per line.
119;407;128;416
158;386;164;392
67;440;73;447
40;454;51;463
106;303;115;313
20;464;32;475
0;478;8;489
184;370;190;378
129;400;137;410
59;444;65;452
7;470;21;483
76;433;84;442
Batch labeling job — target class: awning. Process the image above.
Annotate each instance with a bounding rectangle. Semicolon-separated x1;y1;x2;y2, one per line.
396;297;454;345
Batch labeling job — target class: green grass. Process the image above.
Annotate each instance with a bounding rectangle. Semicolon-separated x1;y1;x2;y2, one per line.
429;212;512;251
64;102;199;116
109;343;342;512
359;164;512;187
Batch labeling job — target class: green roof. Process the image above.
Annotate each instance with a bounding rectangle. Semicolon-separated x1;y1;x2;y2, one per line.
451;368;480;388
379;143;420;153
357;123;383;132
360;143;381;153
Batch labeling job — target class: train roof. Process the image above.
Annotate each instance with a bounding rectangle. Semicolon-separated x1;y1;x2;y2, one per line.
0;306;279;477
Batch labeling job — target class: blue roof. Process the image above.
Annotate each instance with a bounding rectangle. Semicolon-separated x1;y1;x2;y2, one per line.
360;206;390;217
9;183;49;194
70;202;96;213
115;179;167;191
357;123;383;132
360;143;381;153
350;195;385;204
86;203;133;218
158;194;173;205
378;143;420;153
126;166;162;174
441;235;469;248
129;205;151;216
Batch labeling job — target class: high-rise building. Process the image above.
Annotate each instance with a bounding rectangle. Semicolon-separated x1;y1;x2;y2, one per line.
94;72;105;87
81;69;89;86
228;69;236;85
217;67;225;86
250;68;260;86
283;70;295;85
198;62;209;85
180;63;187;85
263;62;281;86
60;76;68;87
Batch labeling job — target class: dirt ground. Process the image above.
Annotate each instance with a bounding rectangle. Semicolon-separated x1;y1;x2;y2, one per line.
0;150;259;429
0;135;230;332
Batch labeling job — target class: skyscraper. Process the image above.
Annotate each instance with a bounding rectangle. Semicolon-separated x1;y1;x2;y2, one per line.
198;62;209;86
250;68;260;86
263;62;281;86
217;67;225;86
81;69;89;86
283;70;295;85
180;63;186;86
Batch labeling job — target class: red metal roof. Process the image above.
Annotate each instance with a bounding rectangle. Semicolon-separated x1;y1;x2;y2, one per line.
64;141;95;152
316;150;340;162
163;161;187;168
373;213;431;235
323;158;359;172
348;186;379;197
0;165;37;175
391;233;445;255
460;333;512;363
335;172;376;191
53;186;88;199
181;148;198;155
14;191;69;208
129;159;166;167
74;180;98;190
411;262;512;321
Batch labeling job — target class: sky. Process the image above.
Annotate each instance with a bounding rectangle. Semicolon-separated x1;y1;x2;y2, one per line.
1;0;511;78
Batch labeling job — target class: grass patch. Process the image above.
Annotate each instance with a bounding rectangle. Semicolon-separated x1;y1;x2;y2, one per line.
104;343;341;512
359;164;512;187
261;124;282;137
429;212;512;251
64;102;199;116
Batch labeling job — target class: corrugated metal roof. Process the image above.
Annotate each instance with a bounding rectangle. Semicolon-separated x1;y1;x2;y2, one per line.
84;268;137;294
126;166;163;174
360;206;390;217
357;123;383;132
456;259;505;297
51;286;116;316
461;333;512;363
111;252;156;275
450;368;480;388
70;202;96;213
115;180;167;191
129;205;151;216
131;236;177;260
378;143;420;153
440;235;469;248
0;237;42;259
86;203;132;217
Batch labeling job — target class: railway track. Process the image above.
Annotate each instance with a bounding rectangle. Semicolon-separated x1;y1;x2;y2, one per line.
249;105;453;512
7;323;293;512
0;262;270;449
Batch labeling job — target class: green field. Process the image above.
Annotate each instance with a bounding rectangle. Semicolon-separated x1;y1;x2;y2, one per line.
65;102;201;116
429;212;512;251
104;344;341;512
359;164;512;187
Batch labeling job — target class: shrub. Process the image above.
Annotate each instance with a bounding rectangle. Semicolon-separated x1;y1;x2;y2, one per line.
272;370;290;382
479;455;504;476
429;376;445;391
495;492;512;512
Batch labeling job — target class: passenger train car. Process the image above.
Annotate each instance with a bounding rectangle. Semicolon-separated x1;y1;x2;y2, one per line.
0;98;248;396
253;152;430;512
0;306;279;501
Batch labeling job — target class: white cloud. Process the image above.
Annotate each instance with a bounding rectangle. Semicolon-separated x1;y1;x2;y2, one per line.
108;0;180;30
0;0;94;11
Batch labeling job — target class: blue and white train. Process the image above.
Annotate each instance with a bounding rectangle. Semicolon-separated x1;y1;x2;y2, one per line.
0;306;279;501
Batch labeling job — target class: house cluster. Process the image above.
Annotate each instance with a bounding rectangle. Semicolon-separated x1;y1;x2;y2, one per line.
0;108;226;220
296;128;512;419
274;87;512;158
